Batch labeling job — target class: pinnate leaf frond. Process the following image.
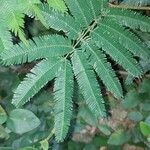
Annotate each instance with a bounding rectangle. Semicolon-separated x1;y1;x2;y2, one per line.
91;27;143;77
54;60;74;142
12;59;62;107
82;42;123;99
1;35;72;65
72;51;106;119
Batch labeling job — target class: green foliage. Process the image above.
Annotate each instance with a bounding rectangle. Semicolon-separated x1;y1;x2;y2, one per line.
108;130;131;145
0;106;7;124
54;60;73;141
0;0;43;46
140;121;150;136
128;111;143;122
47;0;67;12
72;51;106;118
0;70;150;150
12;59;62;107
40;139;49;150
0;0;67;49
0;23;13;52
1;35;71;65
122;89;142;109
0;0;150;143
7;109;40;134
0;73;55;149
0;125;9;139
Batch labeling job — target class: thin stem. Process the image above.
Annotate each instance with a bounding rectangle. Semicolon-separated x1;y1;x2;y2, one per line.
73;17;100;49
109;3;150;11
46;128;55;141
64;17;101;59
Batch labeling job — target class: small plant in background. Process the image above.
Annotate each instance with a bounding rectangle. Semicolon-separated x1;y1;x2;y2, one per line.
0;0;150;149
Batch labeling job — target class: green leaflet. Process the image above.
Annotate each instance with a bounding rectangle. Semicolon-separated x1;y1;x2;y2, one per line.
91;27;143;77
106;8;150;32
54;60;73;142
0;39;4;53
47;0;67;12
1;35;72;65
98;19;150;59
41;0;102;39
0;0;66;45
82;42;123;99
108;130;131;145
8;11;28;45
0;22;13;51
41;5;81;39
65;0;100;26
0;0;43;45
71;51;106;119
12;59;62;107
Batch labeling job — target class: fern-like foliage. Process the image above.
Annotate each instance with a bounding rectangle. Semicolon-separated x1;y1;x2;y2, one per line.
1;35;71;65
47;0;67;12
0;0;67;49
1;0;150;142
0;0;43;45
54;60;73;142
0;21;13;52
